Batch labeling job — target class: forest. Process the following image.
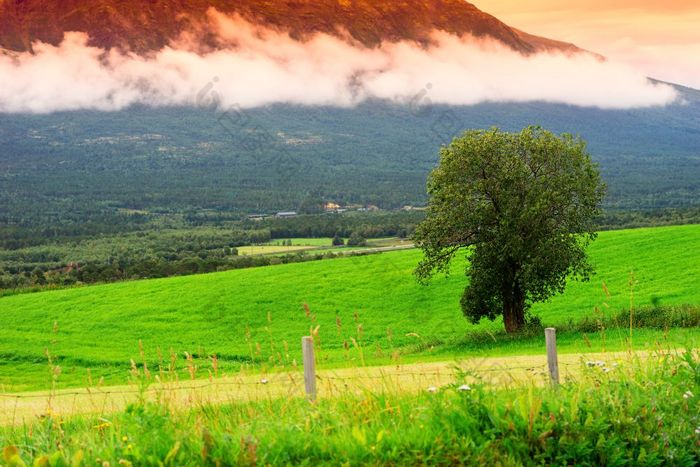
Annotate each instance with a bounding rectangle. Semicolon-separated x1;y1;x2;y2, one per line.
2;92;700;292
2;207;700;293
3;95;700;236
0;211;426;292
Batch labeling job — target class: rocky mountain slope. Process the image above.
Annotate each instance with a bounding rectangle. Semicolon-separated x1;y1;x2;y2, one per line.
0;0;583;54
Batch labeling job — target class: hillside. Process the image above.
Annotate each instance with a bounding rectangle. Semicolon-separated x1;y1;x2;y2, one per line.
0;0;582;55
1;224;698;391
1;2;697;239
2;85;700;237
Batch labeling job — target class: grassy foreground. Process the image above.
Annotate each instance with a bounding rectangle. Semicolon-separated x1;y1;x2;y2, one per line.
1;351;699;466
0;224;699;391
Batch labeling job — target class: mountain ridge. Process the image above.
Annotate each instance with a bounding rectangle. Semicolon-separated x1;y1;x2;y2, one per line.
1;83;699;225
0;0;586;55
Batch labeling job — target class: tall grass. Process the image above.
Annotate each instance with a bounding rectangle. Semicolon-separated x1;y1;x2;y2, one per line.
447;304;700;352
1;350;698;465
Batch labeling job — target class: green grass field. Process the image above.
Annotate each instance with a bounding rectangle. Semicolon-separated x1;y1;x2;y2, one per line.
265;238;336;247
237;245;316;255
0;225;699;392
239;237;407;255
2;352;699;464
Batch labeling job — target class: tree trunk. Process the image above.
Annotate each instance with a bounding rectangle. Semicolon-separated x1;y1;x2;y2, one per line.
503;289;526;333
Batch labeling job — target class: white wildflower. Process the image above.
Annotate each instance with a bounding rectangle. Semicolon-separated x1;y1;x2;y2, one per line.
457;384;471;392
260;378;269;385
586;361;606;368
683;390;693;399
427;386;438;393
695;427;700;435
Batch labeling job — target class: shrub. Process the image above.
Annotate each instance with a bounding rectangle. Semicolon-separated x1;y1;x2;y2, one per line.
346;232;367;247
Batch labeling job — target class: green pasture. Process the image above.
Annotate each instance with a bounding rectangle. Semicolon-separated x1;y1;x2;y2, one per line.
265;238;335;247
0;225;698;391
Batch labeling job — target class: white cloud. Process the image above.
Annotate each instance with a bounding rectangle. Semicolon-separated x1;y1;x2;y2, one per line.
0;10;678;114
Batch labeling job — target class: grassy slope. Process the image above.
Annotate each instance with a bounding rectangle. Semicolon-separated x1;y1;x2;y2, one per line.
0;224;699;391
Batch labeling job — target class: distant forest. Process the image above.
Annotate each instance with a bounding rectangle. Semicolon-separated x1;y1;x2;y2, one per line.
2;94;700;291
2;94;700;233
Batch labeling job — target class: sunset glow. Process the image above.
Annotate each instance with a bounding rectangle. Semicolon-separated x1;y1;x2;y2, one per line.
478;0;700;87
0;1;696;113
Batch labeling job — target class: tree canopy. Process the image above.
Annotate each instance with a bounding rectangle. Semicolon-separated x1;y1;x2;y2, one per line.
414;127;606;333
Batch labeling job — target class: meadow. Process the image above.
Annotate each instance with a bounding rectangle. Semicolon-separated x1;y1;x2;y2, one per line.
1;350;698;465
236;244;316;256
0;224;699;465
238;237;406;255
0;224;699;393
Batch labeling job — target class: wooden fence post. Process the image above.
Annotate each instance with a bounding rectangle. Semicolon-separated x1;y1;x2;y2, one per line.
545;328;559;386
302;336;317;401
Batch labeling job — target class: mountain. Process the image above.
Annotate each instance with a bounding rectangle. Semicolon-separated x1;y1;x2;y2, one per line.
0;0;583;55
1;0;698;238
1;83;699;236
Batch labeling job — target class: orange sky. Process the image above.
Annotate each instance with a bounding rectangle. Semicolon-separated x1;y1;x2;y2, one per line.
477;1;700;87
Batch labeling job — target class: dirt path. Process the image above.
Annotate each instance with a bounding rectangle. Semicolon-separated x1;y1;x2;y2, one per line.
0;350;653;425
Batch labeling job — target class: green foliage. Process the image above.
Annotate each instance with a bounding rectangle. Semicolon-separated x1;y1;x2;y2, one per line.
2;96;700;247
298;193;325;215
0;212;423;291
1;352;698;465
568;304;700;333
0;227;270;290
244;210;422;240
346;232;367;247
331;233;345;246
415;127;605;332
0;224;699;391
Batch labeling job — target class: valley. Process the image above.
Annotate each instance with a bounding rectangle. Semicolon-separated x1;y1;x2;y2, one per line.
0;1;698;463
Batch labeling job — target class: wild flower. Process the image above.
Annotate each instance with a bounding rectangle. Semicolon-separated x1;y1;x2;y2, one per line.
427;386;438;393
260;378;269;385
682;390;693;399
457;384;471;392
695;427;700;435
93;422;111;431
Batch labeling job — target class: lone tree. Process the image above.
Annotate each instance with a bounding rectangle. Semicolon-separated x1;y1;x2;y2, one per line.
332;233;345;246
347;232;367;247
414;127;605;333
